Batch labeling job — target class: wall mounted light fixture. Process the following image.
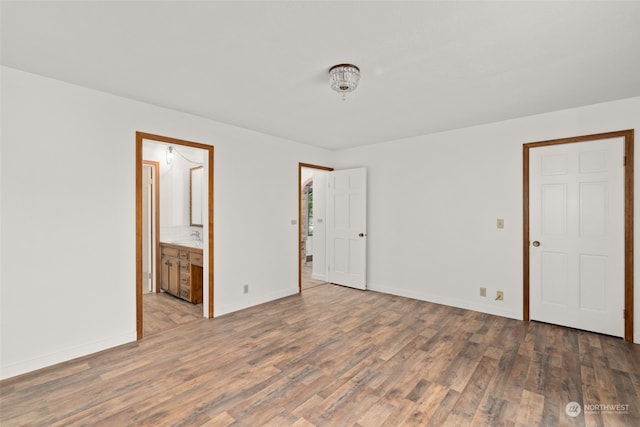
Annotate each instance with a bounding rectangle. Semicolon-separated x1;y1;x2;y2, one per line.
166;146;174;165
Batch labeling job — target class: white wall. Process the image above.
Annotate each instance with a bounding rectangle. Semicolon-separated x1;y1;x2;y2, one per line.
143;141;205;242
2;65;638;380
301;167;313;186
0;67;331;379
334;96;640;343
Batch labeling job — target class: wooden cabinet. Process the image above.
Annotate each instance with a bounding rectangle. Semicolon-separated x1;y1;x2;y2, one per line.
159;242;203;304
160;256;179;295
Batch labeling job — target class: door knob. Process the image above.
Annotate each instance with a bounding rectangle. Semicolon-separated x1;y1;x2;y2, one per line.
532;241;540;247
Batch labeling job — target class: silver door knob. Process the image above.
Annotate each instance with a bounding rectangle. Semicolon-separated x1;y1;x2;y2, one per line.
532;241;540;247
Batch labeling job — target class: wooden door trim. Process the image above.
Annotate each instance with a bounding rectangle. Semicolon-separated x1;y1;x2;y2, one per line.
298;163;334;293
143;160;161;294
523;129;634;342
136;132;215;340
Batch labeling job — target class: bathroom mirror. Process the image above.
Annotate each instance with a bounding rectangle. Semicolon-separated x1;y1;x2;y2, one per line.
190;166;204;227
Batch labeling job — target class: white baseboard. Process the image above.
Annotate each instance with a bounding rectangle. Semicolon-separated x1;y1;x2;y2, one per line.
367;282;522;320
215;287;298;317
0;331;136;381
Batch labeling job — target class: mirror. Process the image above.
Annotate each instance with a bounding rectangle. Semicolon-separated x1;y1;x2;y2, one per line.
190;166;204;227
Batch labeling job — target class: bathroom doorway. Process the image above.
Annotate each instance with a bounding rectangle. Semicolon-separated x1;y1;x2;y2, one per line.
136;132;214;340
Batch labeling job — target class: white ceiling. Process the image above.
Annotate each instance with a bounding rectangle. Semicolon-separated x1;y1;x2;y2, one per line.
2;1;640;150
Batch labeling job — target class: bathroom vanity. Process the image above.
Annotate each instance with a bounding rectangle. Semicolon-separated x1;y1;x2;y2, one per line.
159;242;203;304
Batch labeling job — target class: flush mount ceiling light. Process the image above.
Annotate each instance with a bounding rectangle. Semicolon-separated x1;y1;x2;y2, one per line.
328;64;360;100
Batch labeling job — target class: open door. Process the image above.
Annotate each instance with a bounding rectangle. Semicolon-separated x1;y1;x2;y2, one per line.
327;168;367;290
142;161;159;294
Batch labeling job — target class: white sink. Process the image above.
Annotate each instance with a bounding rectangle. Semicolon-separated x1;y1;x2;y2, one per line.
170;240;203;249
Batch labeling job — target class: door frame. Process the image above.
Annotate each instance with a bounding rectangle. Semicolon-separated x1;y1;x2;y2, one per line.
143;160;160;294
298;163;333;292
136;132;215;339
522;129;634;341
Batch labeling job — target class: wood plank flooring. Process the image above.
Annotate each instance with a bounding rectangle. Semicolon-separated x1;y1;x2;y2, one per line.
143;292;203;337
302;261;327;290
1;284;639;426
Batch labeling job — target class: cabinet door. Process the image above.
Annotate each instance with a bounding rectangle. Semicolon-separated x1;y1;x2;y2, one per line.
168;259;180;296
191;265;203;304
160;256;170;292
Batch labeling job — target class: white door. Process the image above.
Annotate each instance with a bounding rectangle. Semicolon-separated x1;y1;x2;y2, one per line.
529;138;625;337
142;164;153;293
327;168;367;290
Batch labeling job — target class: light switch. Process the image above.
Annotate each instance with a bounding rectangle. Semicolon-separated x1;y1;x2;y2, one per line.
497;219;504;229
291;219;297;225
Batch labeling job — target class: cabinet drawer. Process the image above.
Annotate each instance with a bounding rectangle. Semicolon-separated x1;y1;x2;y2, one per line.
179;250;189;260
189;252;203;267
179;261;190;272
180;273;190;286
161;246;179;258
179;286;191;300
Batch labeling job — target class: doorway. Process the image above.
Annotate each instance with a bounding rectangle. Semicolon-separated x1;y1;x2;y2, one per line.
136;132;214;340
523;129;634;341
142;161;159;294
299;163;333;291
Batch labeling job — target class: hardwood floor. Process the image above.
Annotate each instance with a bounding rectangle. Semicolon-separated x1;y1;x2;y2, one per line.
143;291;203;337
302;260;327;290
2;285;639;426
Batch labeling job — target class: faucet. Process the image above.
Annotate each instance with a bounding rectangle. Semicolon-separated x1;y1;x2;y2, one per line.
190;230;201;241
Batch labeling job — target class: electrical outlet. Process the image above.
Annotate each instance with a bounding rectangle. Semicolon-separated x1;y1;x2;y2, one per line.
480;287;486;297
243;284;249;294
495;291;504;301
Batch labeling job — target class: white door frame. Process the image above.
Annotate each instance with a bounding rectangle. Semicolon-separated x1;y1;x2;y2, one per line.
523;129;634;342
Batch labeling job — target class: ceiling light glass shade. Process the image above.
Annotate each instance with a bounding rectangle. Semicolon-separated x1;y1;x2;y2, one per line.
328;64;360;100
